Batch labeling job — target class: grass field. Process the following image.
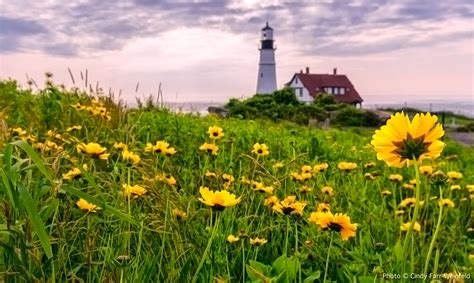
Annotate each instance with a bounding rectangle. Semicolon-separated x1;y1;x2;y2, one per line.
1;79;473;282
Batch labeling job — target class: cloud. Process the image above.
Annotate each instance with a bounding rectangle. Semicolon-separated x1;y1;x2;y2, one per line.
0;16;49;53
0;0;472;57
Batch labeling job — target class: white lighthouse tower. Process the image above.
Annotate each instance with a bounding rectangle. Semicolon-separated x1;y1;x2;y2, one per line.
256;22;277;94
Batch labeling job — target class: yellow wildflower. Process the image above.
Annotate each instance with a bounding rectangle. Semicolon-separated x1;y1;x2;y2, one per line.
77;142;108;160
401;222;421;232
122;184;147;197
308;211;357;240
207;126;224;139
227;234;240;243
447;171;463;180
249;237;267;246
76;199;100;213
337;162;357;172
199;143;219;155
251;143;269;156
198;187;241;210
371;112;445;167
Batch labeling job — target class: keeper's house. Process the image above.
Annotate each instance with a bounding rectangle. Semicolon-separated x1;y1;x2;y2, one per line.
286;67;363;107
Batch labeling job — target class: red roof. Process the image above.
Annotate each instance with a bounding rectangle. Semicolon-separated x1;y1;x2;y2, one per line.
289;73;363;103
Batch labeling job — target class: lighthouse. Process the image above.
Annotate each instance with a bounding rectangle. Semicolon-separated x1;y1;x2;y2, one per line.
256;22;277;94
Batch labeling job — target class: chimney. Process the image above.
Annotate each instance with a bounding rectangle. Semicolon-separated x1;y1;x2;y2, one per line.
300;69;303;74
333;68;337;75
305;66;310;74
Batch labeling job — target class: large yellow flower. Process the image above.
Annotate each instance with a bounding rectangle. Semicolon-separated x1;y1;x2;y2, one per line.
77;142;109;160
308;211;357;240
207;126;224;139
371;112;445;167
198;187;241;210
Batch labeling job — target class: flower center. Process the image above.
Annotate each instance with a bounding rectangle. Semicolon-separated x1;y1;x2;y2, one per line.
257;149;263;154
282;207;294;215
392;134;431;160
328;222;343;232
213;204;225;211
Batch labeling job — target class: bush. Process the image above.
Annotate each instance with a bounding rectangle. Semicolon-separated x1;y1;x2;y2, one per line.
225;89;381;127
332;108;382;127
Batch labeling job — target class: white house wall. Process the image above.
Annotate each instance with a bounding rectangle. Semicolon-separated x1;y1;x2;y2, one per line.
289;76;314;103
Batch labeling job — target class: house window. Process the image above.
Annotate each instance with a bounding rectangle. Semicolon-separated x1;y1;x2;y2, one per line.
260;73;263;78
295;88;303;97
334;87;339;95
295;77;298;84
340;87;345;95
327;87;332;94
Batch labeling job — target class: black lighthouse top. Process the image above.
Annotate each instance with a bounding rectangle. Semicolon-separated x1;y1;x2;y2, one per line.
260;22;275;50
262;22;273;31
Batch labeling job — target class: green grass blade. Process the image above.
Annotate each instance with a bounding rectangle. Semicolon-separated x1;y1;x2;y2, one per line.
18;184;53;258
11;140;53;181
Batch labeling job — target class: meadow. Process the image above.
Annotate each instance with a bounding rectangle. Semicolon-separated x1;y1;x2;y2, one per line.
0;78;473;282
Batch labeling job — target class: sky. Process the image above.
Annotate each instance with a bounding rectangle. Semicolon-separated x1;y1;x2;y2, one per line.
0;0;473;105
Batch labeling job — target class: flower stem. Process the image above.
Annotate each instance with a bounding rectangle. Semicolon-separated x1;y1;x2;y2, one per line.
285;216;290;255
423;186;444;275
323;232;334;283
401;159;421;273
192;212;221;283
